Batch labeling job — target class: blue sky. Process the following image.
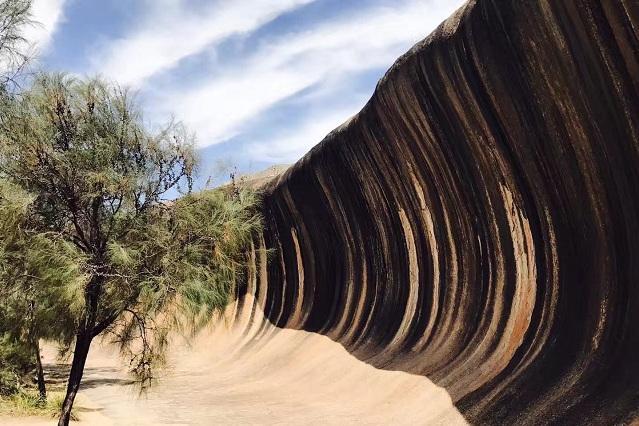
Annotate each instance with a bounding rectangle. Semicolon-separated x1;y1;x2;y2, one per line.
25;0;464;186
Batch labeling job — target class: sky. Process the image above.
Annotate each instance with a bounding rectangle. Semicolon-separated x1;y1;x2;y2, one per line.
26;0;464;186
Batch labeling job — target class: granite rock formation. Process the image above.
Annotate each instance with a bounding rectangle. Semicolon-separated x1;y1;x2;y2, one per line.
238;0;639;423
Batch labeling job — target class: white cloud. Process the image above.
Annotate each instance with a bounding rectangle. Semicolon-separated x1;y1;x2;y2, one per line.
92;0;317;87
157;0;466;155
87;0;465;163
23;0;66;52
247;105;359;163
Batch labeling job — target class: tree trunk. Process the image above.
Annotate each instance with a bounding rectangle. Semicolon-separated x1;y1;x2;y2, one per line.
58;333;92;426
26;300;46;401
34;339;46;401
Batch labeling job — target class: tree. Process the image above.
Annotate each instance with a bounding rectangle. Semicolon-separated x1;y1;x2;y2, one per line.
0;180;80;401
0;0;32;88
0;73;262;425
0;0;77;405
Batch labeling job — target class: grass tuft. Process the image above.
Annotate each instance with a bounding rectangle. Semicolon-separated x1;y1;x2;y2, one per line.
0;390;76;420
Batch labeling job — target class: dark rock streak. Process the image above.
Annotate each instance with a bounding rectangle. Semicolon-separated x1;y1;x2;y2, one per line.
242;1;639;423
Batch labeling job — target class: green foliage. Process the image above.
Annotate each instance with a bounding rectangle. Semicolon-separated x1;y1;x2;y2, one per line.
0;180;83;350
0;73;197;223
0;179;80;398
107;188;262;386
0;334;33;396
0;72;263;404
0;390;74;419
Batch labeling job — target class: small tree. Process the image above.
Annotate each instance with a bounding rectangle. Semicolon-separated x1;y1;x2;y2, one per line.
0;179;81;401
0;0;46;401
0;0;32;88
0;74;262;425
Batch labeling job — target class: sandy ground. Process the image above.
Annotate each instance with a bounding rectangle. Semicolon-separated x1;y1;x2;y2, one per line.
1;298;465;425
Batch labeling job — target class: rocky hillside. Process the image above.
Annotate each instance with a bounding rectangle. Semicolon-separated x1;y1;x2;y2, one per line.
239;1;639;423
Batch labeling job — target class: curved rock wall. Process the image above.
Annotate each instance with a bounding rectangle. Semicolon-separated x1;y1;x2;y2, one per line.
242;0;639;423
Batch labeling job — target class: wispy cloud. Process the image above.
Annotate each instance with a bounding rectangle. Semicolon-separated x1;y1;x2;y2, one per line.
247;104;359;163
63;0;465;165
155;0;465;157
24;0;66;53
91;0;317;88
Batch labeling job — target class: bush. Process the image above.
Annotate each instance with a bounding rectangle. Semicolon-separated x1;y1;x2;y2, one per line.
0;334;34;396
0;390;75;419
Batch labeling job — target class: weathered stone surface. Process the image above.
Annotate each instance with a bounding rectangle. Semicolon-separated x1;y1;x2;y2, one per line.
240;1;639;423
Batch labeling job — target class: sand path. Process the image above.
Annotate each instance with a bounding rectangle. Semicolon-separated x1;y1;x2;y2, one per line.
1;299;465;425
